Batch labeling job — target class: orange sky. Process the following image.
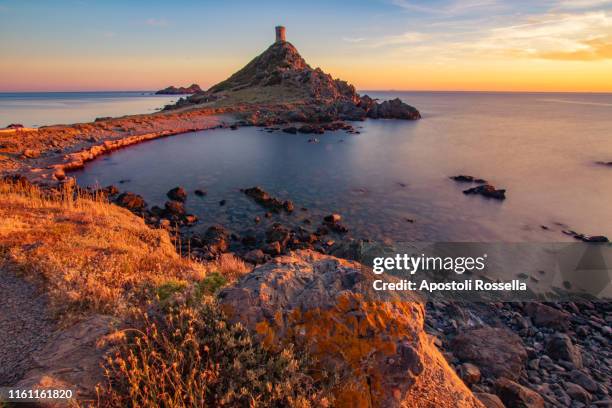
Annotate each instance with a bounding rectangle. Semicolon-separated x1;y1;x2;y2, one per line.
1;1;612;92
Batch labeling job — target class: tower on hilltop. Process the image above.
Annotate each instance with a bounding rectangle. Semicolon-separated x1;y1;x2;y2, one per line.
275;26;286;43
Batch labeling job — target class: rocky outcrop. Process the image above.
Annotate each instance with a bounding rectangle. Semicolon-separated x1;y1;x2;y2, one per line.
206;41;359;104
176;41;420;122
219;250;483;407
15;315;117;403
155;83;202;95
366;97;421;120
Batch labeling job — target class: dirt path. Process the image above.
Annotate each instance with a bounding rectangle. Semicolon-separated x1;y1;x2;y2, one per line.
0;269;56;386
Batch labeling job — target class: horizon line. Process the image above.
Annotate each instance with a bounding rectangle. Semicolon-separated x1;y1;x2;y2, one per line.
2;89;612;95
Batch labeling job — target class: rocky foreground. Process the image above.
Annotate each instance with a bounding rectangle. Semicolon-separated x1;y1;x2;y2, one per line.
86;180;611;407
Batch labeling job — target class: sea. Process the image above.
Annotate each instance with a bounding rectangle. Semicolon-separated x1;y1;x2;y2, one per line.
0;92;177;127
5;91;611;242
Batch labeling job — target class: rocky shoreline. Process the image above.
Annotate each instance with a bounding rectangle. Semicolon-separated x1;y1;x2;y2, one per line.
1;33;610;408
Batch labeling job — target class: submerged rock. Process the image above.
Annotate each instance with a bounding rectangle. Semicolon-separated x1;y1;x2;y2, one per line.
243;186;294;214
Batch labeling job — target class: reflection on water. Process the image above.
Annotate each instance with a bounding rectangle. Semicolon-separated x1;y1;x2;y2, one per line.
72;92;612;242
0;92;177;127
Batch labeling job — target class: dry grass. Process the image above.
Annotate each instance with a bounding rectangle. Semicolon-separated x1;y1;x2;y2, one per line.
97;299;331;408
0;180;249;320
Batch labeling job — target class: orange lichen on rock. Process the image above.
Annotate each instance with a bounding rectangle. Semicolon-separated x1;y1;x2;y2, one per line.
219;250;483;408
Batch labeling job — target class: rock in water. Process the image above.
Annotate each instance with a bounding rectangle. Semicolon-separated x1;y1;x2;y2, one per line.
367;97;421;120
116;192;147;211
166;186;187;202
155;83;202;94
463;184;506;200
219;250;483;407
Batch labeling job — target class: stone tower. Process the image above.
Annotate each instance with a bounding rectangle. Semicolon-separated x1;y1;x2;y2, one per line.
275;26;286;43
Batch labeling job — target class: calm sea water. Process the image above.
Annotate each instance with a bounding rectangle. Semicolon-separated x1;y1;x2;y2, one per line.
0;92;178;127
70;91;612;242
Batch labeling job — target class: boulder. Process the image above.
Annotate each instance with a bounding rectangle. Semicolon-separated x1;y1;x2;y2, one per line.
564;382;591;403
568;369;598;393
495;378;544;408
459;362;482;385
523;303;570;330
474;393;506;408
545;333;582;368
451;327;527;381
116;192;147;211
167;186;187;202
242;249;267;264
219;250;484;408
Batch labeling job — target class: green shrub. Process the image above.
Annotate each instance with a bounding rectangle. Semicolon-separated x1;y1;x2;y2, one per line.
195;272;227;296
155;280;187;303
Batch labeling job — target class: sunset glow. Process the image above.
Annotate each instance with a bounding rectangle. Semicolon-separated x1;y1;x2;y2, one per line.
1;0;611;92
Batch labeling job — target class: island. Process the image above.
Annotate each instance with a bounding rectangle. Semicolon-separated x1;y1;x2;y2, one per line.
155;83;202;94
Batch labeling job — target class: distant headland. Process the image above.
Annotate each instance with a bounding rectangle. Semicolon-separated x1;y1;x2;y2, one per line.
155;83;202;95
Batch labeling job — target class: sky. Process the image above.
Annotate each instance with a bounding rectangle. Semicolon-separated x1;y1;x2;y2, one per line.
1;0;612;92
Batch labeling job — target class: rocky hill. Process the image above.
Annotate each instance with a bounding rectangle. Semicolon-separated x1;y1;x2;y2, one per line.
156;83;202;95
170;40;420;122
